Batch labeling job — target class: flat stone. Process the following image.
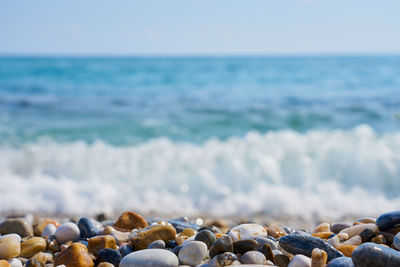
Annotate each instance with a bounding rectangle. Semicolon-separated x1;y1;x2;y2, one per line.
54;243;93;267
343;235;362;246
241;250;266;264
195;230;216;249
114;211;148;232
339;224;378;238
288;255;311;267
20;237;47;258
279;234;344;262
326;257;354;267
119;249;178;267
78;218;96;239
95;248;122;266
331;223;352;234
209;235;233;258
88;235;117;255
228;224;267;241
55;222;80;244
352;242;400;267
377;211;400;232
393;232;400;250
0;234;21;260
0;218;33;237
178;241;208;266
129;223;176;250
233;239;258;254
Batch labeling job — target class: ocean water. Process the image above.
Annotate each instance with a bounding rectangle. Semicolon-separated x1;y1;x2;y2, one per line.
1;56;400;219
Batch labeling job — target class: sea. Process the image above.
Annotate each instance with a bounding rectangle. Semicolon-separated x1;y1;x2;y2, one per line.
1;55;400;219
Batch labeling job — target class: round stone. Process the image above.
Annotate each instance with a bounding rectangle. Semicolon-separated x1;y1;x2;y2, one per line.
119;249;178;267
0;234;21;260
114;211;148;232
96;248;122;266
178;241;208;266
147;240;165;249
233;239;258;254
352;242;400;267
228;224;267;241
88;235;117;256
326;257;354;267
331;223;352;234
241;251;266;264
129;223;176;250
376;210;400;232
209;234;233;259
54;243;93;267
393;232;400;251
55;222;80;244
41;223;56;238
7;258;23;267
78;217;97;239
20;237;47;258
288;254;311;267
195;230;216;249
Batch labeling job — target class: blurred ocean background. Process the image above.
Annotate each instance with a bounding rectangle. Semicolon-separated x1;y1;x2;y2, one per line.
1;55;400;218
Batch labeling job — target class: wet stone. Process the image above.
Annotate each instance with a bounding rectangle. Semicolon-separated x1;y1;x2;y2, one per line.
147;239;165;249
279;234;344;262
331;223;352;234
178;241;208;266
20;237;47;258
54;243;93;267
376;210;400;232
88;235;117;256
195;230;216;249
78;218;96;239
55;222;80;244
288;254;311;267
119;244;133;257
209;234;233;259
352;242;400;267
0;234;21;260
0;218;33;237
326;256;354;267
359;228;376;243
241;250;266;264
95;248;122;267
233;239;258;254
119;249;178;267
275;254;291;267
114;211;148;232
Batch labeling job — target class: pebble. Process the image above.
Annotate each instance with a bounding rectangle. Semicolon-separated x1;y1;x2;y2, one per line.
279;234;343;262
167;219;200;233
359;228;376;243
20;237;47;258
352;242;400;267
0;219;33;237
339;223;378;238
0;234;21;260
288;254;311;267
95;248;122;266
326;257;354;267
41;223;56;238
371;234;386;244
233;239;258;254
255;237;279;250
129;223;177;250
274;254;291;267
178;241;208;266
31;252;53;265
78;217;96;238
376;210;400;232
113;211;148;232
119;244;133;257
343;235;362;246
119;248;178;267
209;235;233;258
209;252;237;267
228;224;267;241
97;263;114;267
336;245;357;257
311;248;327;267
55;222;80;244
7;259;22;267
54;243;93;267
0;260;10;267
195;230;216;249
393;232;400;250
331;223;352;234
241;250;266;264
147;239;166;249
110;230;130;245
259;243;274;262
312;223;330;234
357;217;376;224
88;235;117;255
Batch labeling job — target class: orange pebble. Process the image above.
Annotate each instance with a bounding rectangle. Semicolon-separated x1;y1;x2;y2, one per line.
336;245;357;257
312;232;333;239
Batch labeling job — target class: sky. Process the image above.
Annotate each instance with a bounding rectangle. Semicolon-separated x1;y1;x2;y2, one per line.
0;0;399;56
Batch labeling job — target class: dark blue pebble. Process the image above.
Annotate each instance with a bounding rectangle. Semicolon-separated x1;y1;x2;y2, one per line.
78;217;97;238
198;225;222;234
171;245;183;255
77;240;88;247
166;240;178;248
119;243;133;257
352;242;400;267
326;257;354;267
376;210;400;232
279;234;343;262
96;248;122;266
167;219;200;233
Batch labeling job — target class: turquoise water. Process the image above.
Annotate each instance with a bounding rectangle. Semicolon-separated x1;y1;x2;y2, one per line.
1;56;400;217
1;56;400;145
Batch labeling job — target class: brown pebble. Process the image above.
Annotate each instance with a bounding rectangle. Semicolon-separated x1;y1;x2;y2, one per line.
31;252;53;265
54;243;93;267
267;226;286;238
130;223;176;250
274;254;290;267
311;248;327;267
312;232;333;239
312;223;330;234
371;234;386;244
97;263;114;267
20;237;47;258
34;218;59;236
88;235;117;255
0;260;10;267
336;244;357;257
113;211;148;232
259;243;274;262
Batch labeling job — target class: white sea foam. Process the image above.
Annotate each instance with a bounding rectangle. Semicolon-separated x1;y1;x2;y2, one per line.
1;124;400;219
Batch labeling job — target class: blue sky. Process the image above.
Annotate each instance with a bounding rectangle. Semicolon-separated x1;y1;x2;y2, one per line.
0;0;399;55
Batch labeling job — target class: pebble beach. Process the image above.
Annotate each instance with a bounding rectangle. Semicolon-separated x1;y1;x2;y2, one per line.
1;210;400;267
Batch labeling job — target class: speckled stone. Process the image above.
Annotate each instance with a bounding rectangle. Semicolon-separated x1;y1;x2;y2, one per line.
326;257;354;267
233;239;258;254
0;234;21;260
376;210;400;232
55;222;80;244
241;251;266;264
119;249;178;267
147;239;165;249
20;237;47;258
352;242;400;267
209;235;233;259
288;254;311;267
178;241;208;266
228;224;267;241
95;248;122;266
54;243;93;267
195;230;216;249
209;252;237;267
129;223;177;250
279;234;343;262
311;248;327;267
78;217;96;239
113;211;148;232
0;218;33;237
88;235;117;255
